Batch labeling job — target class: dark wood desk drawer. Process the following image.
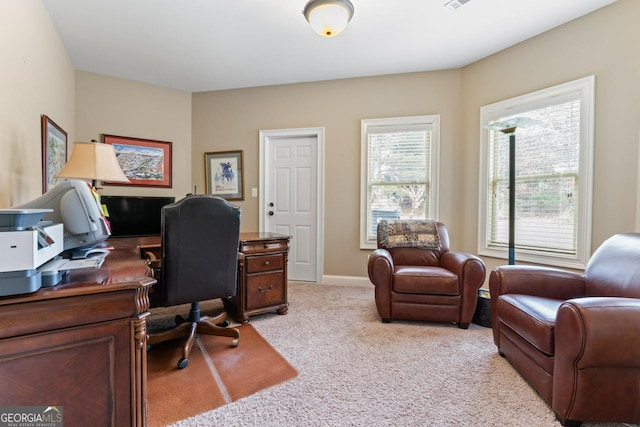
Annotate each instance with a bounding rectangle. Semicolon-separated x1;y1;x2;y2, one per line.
246;272;285;309
225;232;290;323
240;239;288;255
246;254;283;274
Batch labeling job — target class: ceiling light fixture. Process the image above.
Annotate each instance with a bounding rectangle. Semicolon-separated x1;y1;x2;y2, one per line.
303;0;354;38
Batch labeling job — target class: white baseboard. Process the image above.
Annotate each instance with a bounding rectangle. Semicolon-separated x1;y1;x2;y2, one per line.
321;275;371;288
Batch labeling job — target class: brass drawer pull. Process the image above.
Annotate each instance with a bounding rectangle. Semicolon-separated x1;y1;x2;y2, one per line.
258;285;274;293
264;261;270;266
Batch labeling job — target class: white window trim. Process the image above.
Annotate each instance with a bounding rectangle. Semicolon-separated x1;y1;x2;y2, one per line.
478;76;595;269
360;115;440;250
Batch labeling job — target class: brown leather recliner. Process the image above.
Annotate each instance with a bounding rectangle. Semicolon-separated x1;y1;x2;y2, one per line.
490;233;640;426
367;220;486;328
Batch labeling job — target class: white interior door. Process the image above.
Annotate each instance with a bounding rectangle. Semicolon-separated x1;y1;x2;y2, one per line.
259;128;324;283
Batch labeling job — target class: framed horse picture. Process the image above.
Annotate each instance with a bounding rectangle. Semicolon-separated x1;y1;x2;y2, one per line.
204;150;244;200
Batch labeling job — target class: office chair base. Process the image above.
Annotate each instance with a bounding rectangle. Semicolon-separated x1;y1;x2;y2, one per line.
147;311;240;369
177;358;189;369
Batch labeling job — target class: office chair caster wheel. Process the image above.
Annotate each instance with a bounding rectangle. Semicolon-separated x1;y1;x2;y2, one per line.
231;338;239;347
177;358;189;369
220;320;230;327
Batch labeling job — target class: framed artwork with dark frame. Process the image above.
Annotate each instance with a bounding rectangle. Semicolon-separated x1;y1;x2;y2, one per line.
41;114;68;193
204;150;244;200
101;134;172;187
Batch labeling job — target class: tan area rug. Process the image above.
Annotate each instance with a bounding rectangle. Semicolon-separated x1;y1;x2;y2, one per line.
147;324;298;427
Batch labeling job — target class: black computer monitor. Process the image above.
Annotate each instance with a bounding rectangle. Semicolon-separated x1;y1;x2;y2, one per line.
101;195;175;237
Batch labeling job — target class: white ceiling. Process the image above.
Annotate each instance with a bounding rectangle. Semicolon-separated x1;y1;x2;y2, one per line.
42;0;618;93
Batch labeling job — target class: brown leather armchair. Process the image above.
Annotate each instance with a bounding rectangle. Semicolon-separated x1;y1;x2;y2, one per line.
367;220;486;328
490;233;640;426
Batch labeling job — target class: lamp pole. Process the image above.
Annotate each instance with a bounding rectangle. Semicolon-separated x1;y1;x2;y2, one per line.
485;118;540;266
505;128;517;265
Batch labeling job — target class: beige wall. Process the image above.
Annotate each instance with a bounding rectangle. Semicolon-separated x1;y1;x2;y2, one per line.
192;71;463;277
2;0;638;281
192;0;640;279
461;0;640;275
0;0;75;206
75;72;192;198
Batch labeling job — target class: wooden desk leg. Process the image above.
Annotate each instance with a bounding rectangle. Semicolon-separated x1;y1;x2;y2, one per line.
133;313;149;427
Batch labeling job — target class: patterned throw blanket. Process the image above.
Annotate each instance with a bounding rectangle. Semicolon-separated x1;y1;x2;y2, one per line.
378;220;441;250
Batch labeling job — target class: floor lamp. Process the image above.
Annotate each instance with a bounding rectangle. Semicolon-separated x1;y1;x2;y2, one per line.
485;117;539;265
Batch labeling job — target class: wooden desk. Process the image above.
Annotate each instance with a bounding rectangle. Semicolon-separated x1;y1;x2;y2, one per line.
0;237;155;427
139;232;291;324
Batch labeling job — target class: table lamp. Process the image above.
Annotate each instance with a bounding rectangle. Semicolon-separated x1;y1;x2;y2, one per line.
56;141;130;188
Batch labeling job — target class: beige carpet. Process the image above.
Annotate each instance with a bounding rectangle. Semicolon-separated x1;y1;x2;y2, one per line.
165;282;635;427
147;323;298;427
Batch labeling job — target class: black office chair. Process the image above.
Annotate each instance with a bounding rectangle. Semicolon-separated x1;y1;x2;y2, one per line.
146;194;241;369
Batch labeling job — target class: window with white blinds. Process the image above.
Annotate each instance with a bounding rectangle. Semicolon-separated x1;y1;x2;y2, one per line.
479;76;595;268
360;115;440;249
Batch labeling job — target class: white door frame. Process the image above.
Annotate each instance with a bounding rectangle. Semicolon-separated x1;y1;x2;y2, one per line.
259;127;325;283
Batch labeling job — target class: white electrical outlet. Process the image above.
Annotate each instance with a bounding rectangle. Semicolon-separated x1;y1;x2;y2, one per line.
251;188;258;198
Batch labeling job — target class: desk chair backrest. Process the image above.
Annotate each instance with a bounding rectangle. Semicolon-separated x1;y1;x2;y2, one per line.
160;195;241;307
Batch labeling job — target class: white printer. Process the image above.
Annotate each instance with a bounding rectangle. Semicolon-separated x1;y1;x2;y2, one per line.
0;209;64;296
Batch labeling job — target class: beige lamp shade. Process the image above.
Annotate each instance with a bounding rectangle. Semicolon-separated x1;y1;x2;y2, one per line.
56;142;130;183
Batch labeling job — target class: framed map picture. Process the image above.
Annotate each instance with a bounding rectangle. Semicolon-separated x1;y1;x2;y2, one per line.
41;115;68;193
102;134;172;187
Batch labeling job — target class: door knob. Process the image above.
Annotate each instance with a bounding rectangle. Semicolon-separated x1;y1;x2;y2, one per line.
268;211;274;216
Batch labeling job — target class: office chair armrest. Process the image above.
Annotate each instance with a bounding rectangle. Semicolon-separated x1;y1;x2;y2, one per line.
143;250;162;270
